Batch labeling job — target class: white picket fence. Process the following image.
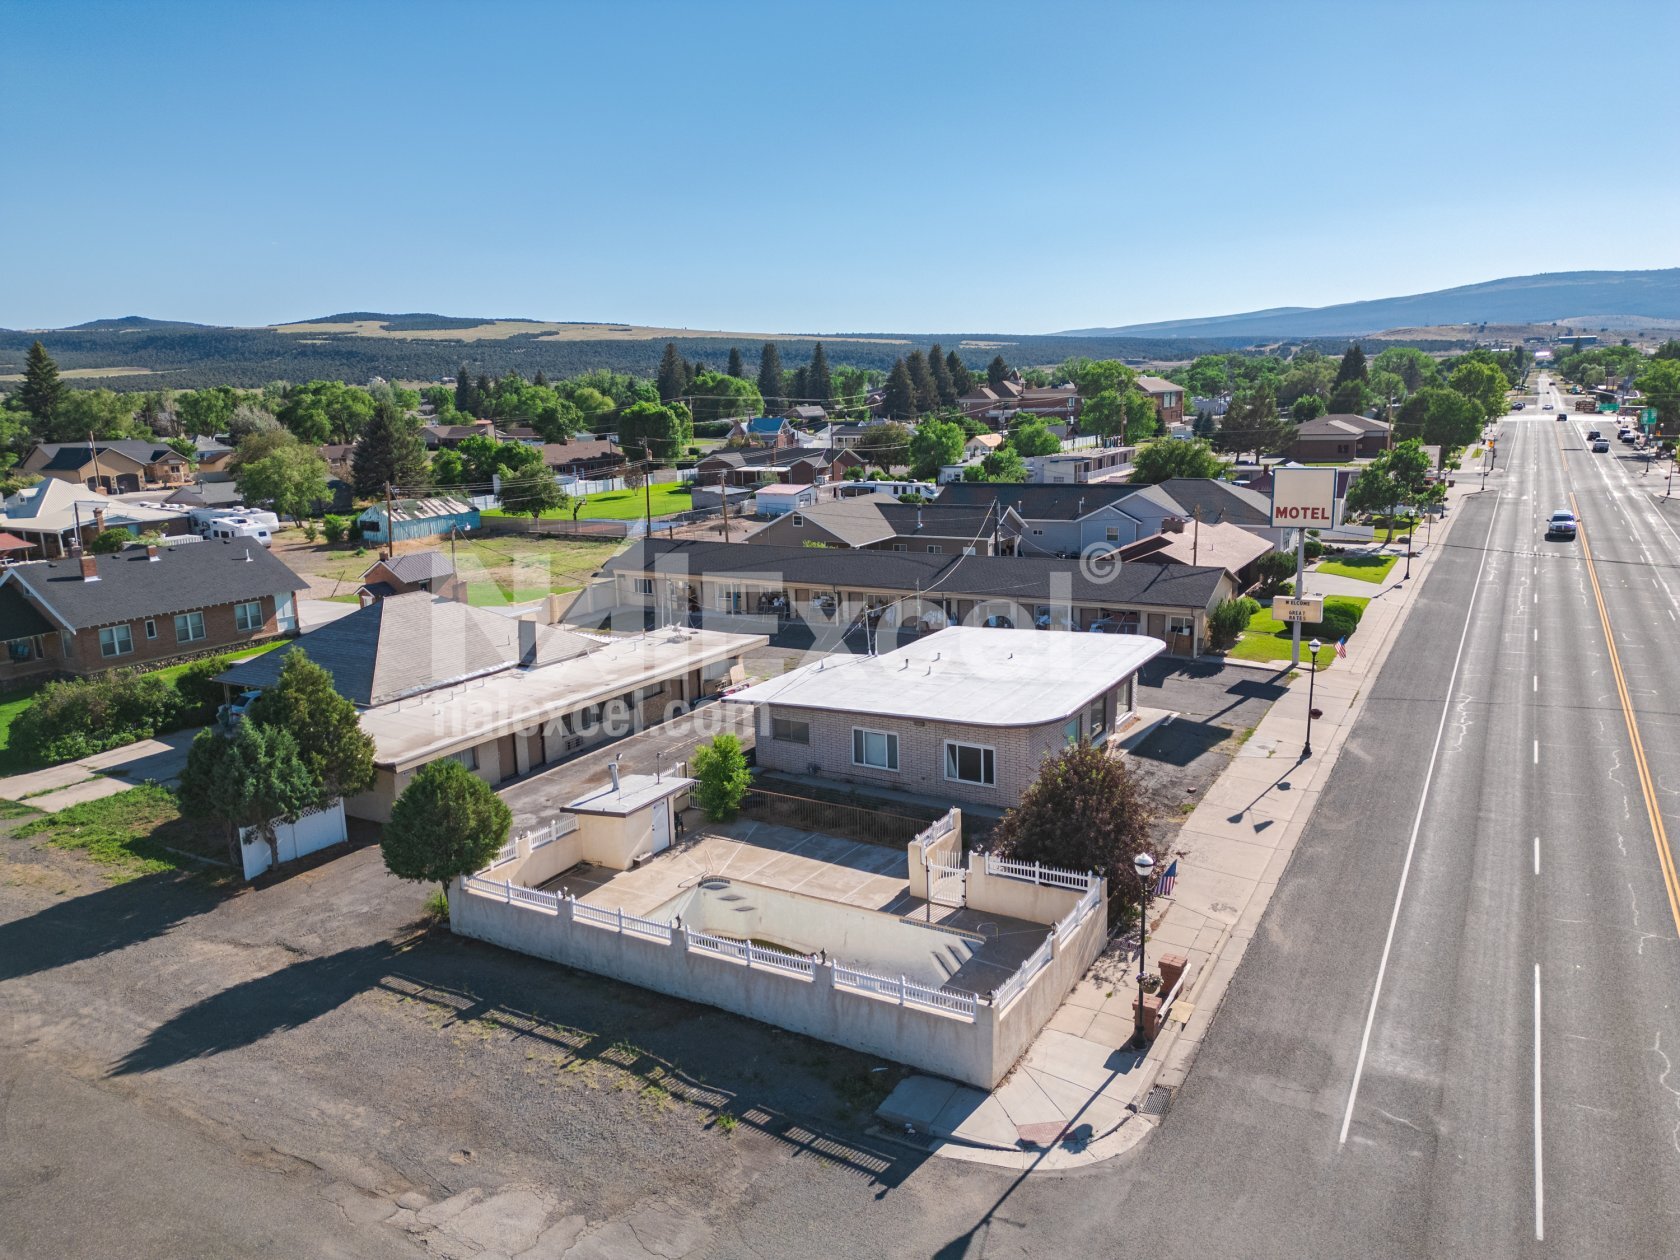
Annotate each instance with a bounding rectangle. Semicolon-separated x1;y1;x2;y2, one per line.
1057;881;1103;944
992;932;1056;1009
833;963;978;1017
983;853;1097;892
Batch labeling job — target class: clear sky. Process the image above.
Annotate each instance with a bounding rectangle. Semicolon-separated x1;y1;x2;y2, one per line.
8;0;1677;334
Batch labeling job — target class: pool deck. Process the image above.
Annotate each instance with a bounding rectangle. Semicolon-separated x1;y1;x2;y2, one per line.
536;816;1049;993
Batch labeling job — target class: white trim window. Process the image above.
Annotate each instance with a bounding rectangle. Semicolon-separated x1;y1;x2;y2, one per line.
143;618;157;640
633;578;653;596
99;624;134;658
851;727;898;771
944;741;996;786
234;600;263;632
174;610;207;643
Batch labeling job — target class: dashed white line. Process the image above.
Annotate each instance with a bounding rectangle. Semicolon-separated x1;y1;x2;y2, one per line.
1534;836;1540;875
1533;740;1539;765
1533;675;1538;692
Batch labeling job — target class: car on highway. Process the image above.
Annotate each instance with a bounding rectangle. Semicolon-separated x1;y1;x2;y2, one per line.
1586;428;1601;440
1512;401;1525;410
1546;510;1578;539
1542;402;1554;410
1592;438;1611;452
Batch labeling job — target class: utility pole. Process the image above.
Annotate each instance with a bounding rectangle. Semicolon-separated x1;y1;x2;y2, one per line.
1290;524;1306;668
384;481;396;560
643;461;653;538
1192;506;1202;567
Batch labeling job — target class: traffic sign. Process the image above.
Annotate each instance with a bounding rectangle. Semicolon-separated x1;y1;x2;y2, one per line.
1272;596;1324;624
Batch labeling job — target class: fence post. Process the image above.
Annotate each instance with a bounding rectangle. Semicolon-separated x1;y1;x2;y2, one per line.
504;879;512;904
616;906;623;933
898;975;906;1005
566;893;576;922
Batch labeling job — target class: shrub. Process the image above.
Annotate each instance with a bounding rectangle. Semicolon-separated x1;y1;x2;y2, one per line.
302;520;319;543
88;528;133;555
322;515;348;545
693;733;750;822
1304;535;1325;561
1209;597;1254;647
10;671;183;766
1310;595;1365;643
174;654;232;723
1255;550;1296;595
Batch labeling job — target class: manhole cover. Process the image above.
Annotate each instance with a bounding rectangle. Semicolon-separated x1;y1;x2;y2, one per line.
1138;1085;1174;1118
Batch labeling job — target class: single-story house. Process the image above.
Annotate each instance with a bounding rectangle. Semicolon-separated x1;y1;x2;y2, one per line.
1134;376;1186;429
696;447;865;488
727;416;796;448
218;592;765;820
783;404;828;425
420;421;499;449
193;438;237;474
165;478;245;510
357;549;465;604
752;484;820;518
19;440;194;494
1;477;192;558
358;496;480;544
729;626;1165;808
589;538;1235;654
319;443;356;481
963;432;1005;461
540;437;625;478
745;499;998;555
1284;414;1392;462
0;540;305;687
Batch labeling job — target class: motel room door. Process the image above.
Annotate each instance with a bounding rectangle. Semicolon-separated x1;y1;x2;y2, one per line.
651;799;672;854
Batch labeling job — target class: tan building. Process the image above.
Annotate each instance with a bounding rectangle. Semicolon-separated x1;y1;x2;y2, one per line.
20;440;193;494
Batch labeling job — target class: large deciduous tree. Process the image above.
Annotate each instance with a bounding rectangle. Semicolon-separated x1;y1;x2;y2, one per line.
616;400;692;463
693;734;750;822
1395;387;1481;466
1448;360;1509;423
1635;359;1680;439
1010;419;1061;457
855;421;911;470
1129;438;1224;484
908;417;966;480
380;759;512;906
500;465;569;524
235;437;330;520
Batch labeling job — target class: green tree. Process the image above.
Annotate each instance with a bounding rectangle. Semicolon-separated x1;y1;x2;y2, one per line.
279;380;375;445
1123;388;1158;442
1328;379;1371;415
1081;389;1127;441
726;346;744;378
617;400;692;463
225;401;279;442
927;343;957;406
756;343;784;413
1293;394;1327;421
1635;359;1680;439
1345;439;1431;541
430;448;465;486
87;528;132;554
855;421;911;469
808;342;832;403
946;350;974;396
1129;438;1224;484
19;341;62;421
908;417;966;479
905;351;938;414
352;401;428;497
45;388;144;443
235;436;331;519
454;366;479;416
987;355;1009;389
1372;346;1436;392
975;446;1027;482
179;721;319;872
380;759;512;905
500;465;569;523
688;371;764;426
993;740;1159;907
657;342;687;403
692;733;751;822
1066;358;1134;398
1652;339;1680;361
1448;360;1508;423
1010;419;1061;456
1395;386;1481;466
248;649;375;803
882;359;916;418
1216;389;1291;456
1334;343;1369;386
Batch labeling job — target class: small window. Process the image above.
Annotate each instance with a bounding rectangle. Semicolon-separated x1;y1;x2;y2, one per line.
851;727;898;771
926;545;942;554
633;578;654;595
1105;525;1120;541
99;624;134;658
791;514;804;527
772;716;810;744
944;741;996;786
234;600;263;632
891;543;907;552
174;611;206;643
144;618;157;640
1087;696;1107;743
1064;718;1082;745
452;746;479;771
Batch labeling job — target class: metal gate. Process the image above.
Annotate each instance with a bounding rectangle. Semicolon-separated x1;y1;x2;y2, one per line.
929;862;967;908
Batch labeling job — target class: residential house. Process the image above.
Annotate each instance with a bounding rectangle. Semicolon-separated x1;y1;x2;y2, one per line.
695;447;864;489
540;437;625;479
319;443;356;481
165;480;246;510
730;626;1164;809
358;496;480;545
1119;519;1274;590
0;540;304;687
357;549;465;604
782;404;828;426
963;432;1005;462
956;382;1081;427
1134;376;1186;429
745;499;998;555
1;477;190;558
935;483;1188;557
192;437;237;475
727;416;796;449
826;424;872;451
420;421;499;449
589;539;1235;653
1152;477;1294;550
217;593;765;821
20;440;194;494
1284;414;1392;462
752;484;820;518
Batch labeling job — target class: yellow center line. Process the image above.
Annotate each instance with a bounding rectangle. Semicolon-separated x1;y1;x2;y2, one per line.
1558;423;1680;934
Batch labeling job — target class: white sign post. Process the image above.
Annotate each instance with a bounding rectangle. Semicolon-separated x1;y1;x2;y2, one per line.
1270;469;1341;666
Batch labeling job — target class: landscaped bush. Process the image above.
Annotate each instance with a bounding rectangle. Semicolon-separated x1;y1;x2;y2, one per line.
322;515;348;544
10;671;184;765
1304;535;1325;561
173;655;232;724
1209;596;1260;647
1255;550;1296;596
1309;595;1365;643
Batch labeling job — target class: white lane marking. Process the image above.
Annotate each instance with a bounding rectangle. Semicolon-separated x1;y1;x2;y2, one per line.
1339;491;1504;1145
1533;675;1538;692
1534;836;1539;875
1535;963;1545;1241
1534;628;1538;641
1534;739;1539;765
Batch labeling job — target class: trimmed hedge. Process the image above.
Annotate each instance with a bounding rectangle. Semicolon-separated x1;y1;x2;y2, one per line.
1309;595;1365;643
10;671;184;766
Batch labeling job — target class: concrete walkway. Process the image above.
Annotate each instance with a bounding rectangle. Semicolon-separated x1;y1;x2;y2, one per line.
0;728;196;813
876;472;1478;1169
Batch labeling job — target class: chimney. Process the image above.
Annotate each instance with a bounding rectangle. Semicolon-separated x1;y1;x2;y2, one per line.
93;507;106;533
518;618;538;664
79;553;99;582
146;543;159;562
608;759;621;794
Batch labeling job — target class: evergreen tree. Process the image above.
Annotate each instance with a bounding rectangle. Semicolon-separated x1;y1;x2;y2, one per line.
987;355;1009;389
883;359;916;418
657;342;686;402
791;365;810;404
928;343;956;405
947;350;974;396
533;368;547;387
381;760;512;906
454;365;476;415
351;401;428;497
474;374;493;415
1335;343;1369;386
249;649;376;803
726;346;745;378
905;350;938;414
808;342;832;403
757;343;784;413
19;341;62;421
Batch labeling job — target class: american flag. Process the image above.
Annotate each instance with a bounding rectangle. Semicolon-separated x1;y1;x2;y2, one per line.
1335;637;1348;659
1154;859;1178;898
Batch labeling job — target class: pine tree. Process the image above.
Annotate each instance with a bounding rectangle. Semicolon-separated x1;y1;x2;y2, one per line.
533;368;547;387
19;340;62;421
808;342;832;403
1335;343;1369;386
474;374;493;415
928;343;956;405
757;343;783;413
987;355;1009;389
352;401;429;498
947;350;974;396
791;365;810;404
657;342;686;402
883;359;916;419
905;351;937;414
454;365;475;415
726;346;744;378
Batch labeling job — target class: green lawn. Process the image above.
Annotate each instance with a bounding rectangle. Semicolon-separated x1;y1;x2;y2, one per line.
0;684;45;776
1316;554;1397;584
1225;596;1371;668
465;581;580;607
485;481;695;522
14;784;231;882
148;641;286;688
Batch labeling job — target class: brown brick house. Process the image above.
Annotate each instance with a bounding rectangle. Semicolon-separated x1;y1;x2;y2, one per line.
357;549;465;604
0;541;306;687
1133;376;1186;429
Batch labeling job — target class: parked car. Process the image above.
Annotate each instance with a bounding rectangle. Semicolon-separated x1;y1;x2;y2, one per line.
1546;510;1578;539
1592;438;1611;452
981;614;1014;629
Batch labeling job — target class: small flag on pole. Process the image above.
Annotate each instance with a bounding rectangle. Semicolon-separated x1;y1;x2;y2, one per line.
1154;859;1178;898
1335;637;1347;659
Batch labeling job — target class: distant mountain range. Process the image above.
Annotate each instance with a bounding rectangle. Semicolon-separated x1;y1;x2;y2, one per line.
1064;268;1680;339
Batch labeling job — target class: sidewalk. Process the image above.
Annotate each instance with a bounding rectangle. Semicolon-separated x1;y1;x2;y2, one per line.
876;478;1479;1170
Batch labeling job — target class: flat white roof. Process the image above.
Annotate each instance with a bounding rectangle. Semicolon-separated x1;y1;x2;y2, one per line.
725;626;1164;727
568;773;694;816
754;484;814;498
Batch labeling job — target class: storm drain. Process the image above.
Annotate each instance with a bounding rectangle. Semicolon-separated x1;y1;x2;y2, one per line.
1137;1085;1174;1118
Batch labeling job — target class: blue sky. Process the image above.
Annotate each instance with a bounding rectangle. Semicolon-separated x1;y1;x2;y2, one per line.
8;0;1677;334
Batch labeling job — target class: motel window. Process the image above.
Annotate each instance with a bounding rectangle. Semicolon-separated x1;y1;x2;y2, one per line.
1064;718;1082;745
174;611;206;643
633;578;653;596
927;545;942;554
944;741;996;786
1087;696;1107;744
99;624;134;658
1169;615;1195;639
451;747;479;771
791;514;804;527
851;727;898;771
772;716;810;744
234;600;263;632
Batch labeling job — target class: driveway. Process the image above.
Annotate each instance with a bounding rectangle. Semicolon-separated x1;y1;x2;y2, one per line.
0;728;197;813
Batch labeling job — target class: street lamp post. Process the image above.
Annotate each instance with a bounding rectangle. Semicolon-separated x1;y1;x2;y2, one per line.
1132;851;1156;1050
1301;638;1322;760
